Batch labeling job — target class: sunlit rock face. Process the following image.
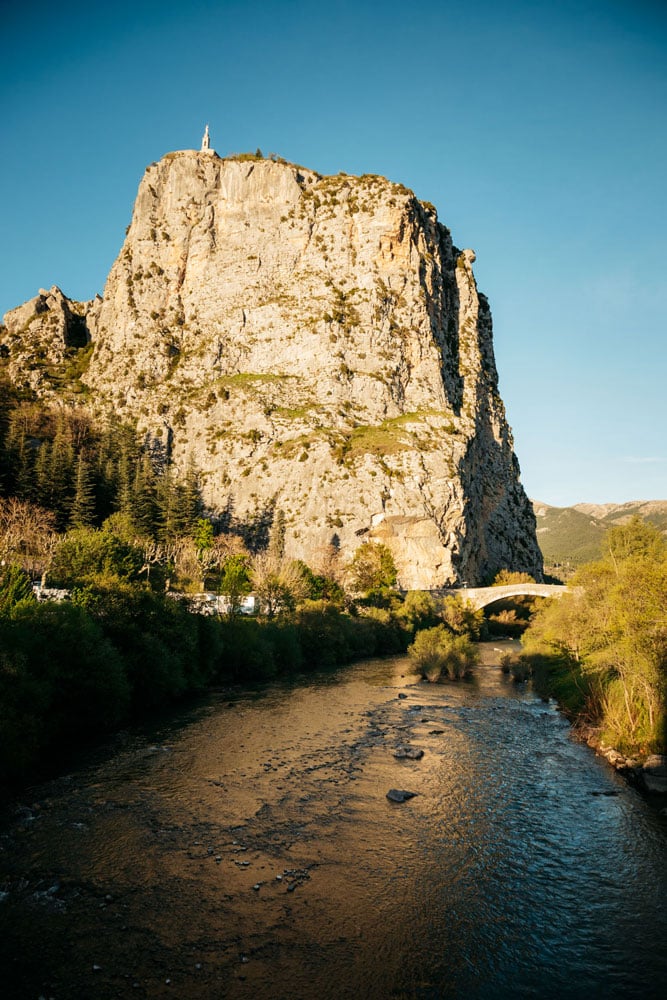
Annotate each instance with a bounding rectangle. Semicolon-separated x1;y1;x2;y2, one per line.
1;151;542;587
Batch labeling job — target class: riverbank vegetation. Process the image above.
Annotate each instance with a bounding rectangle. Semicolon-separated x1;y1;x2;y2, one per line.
0;400;481;796
0;395;537;794
408;625;479;681
0;533;481;793
519;518;666;757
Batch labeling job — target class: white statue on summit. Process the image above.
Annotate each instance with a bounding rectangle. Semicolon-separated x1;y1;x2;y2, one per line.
201;124;210;151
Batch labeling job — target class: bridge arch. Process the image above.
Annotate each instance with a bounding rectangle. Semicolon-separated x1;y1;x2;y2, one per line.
443;583;569;612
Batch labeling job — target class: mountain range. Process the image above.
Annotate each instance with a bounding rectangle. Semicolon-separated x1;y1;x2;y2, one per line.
533;498;667;572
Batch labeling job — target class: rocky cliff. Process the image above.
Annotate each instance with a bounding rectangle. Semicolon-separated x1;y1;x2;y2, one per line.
1;149;542;588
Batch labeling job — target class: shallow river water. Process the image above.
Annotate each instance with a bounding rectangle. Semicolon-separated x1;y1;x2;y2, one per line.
1;642;666;1000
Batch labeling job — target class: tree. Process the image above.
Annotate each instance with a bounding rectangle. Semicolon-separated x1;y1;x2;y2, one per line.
0;496;59;584
605;515;665;568
0;564;35;616
179;456;204;535
441;594;484;638
46;416;75;527
194;517;214;555
268;508;286;559
50;527;144;588
297;560;346;606
156;468;179;540
492;569;536;586
219;554;252;617
252;552;308;618
192;518;219;589
131;451;158;536
69;453;96;529
348;542;397;596
156;466;202;541
397;590;439;631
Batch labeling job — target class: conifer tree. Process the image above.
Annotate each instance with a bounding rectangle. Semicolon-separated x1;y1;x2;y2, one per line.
95;418;123;519
33;439;51;507
132;451;158;537
4;407;33;499
156;467;180;541
111;421;140;518
115;449;134;518
69;453;96;529
269;508;286;559
180;456;204;534
46;418;75;528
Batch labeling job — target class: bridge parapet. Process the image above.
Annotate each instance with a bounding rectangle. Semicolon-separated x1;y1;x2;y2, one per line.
442;583;570;611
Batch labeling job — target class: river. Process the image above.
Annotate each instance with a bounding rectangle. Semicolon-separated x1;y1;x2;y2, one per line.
1;641;665;999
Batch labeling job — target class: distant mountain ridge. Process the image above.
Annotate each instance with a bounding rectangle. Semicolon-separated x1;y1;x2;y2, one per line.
532;498;667;571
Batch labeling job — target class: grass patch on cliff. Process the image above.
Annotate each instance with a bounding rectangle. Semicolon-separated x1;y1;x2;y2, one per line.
330;411;455;463
215;372;298;397
273;405;312;420
346;424;412;460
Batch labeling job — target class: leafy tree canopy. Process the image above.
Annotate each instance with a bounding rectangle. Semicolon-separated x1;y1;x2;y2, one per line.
348;542;397;596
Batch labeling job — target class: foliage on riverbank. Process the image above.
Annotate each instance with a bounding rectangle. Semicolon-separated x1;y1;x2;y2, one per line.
408;625;479;681
519;518;667;757
0;574;418;793
0;403;489;794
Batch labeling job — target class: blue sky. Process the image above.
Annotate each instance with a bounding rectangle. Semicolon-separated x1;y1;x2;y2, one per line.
1;0;665;506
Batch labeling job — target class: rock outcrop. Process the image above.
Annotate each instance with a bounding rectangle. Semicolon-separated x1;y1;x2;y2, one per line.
1;286;99;396
1;149;543;588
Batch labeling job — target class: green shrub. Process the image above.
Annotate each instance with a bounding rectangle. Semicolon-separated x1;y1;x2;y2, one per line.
360;605;408;654
295;601;353;667
499;652;532;683
50;528;144;587
5;601;130;744
408;625;479;681
0;565;35;616
396;590;439;633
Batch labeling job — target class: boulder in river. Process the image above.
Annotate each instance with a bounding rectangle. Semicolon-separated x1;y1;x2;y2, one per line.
639;755;667;794
643;754;667;775
393;747;424;760
386;789;418;803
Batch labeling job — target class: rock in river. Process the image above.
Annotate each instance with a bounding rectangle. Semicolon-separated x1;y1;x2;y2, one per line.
393;747;425;760
386;789;418;803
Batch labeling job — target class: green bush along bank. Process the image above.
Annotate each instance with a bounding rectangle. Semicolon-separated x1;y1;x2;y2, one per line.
519;518;666;757
0;570;415;794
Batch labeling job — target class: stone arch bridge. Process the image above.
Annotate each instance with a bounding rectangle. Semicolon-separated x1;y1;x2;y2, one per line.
442;583;570;611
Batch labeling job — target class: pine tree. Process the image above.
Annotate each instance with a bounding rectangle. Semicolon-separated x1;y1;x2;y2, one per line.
179;456;203;534
269;508;286;559
156;467;179;541
69;453;96;529
47;417;75;528
132;451;158;537
5;407;34;499
111;421;140;518
115;448;134;517
33;439;51;507
95;418;122;519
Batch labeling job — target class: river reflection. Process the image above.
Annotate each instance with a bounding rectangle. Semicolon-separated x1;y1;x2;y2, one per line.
1;642;666;999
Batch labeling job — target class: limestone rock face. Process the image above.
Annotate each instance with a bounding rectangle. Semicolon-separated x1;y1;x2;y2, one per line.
1;151;542;587
1;286;98;396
